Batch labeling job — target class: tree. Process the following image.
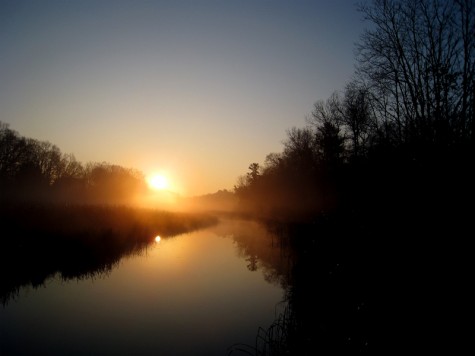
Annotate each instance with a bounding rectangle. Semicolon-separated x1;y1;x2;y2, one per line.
83;163;147;204
309;92;346;165
309;92;344;129
356;0;475;149
315;121;345;167
247;163;261;183
283;127;317;169
31;140;64;185
0;123;28;180
342;82;374;159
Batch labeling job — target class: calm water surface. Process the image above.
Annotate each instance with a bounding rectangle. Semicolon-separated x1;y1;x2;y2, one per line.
1;219;286;356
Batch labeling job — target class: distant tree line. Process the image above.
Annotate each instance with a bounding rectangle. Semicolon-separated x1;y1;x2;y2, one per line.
235;0;474;222
0;121;147;205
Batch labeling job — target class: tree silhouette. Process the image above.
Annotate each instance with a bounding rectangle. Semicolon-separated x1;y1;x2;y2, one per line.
235;0;474;223
247;163;261;183
342;82;374;159
356;0;474;150
310;92;346;166
0;121;149;205
232;1;474;354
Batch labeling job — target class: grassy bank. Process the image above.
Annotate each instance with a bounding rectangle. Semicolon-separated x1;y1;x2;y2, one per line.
0;204;218;305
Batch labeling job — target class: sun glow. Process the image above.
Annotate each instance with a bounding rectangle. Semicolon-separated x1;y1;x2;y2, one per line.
147;174;169;191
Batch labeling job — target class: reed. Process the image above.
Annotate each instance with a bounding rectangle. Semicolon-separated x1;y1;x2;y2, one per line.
0;203;218;305
227;300;297;356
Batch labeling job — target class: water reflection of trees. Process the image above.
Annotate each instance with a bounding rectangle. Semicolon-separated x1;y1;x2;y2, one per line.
228;216;371;355
214;218;295;289
0;205;217;306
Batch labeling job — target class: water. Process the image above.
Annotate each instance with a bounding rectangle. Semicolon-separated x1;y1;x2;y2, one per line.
1;219;286;356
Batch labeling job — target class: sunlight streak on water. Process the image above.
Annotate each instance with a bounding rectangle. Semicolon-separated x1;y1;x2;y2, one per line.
0;220;286;356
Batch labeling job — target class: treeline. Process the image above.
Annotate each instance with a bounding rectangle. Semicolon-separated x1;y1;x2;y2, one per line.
239;3;475;353
235;0;474;223
0;122;147;205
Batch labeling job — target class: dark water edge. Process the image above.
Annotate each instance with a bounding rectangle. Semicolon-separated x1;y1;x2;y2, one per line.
227;214;371;355
231;199;472;355
0;204;218;306
2;203;470;354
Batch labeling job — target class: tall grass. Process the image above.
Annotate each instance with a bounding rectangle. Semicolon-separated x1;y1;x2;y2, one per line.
0;203;218;305
227;300;297;356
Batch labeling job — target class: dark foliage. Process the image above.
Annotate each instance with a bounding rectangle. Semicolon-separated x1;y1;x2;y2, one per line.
1;121;148;205
233;0;474;354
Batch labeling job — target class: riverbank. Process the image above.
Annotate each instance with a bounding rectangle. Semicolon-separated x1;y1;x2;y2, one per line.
0;203;218;305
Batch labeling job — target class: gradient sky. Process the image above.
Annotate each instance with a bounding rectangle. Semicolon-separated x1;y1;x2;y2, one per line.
0;0;366;196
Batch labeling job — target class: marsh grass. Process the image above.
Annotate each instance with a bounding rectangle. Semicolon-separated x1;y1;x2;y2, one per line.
0;203;218;305
227;300;297;356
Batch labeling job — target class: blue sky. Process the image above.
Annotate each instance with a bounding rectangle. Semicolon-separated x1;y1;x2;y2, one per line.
0;0;366;195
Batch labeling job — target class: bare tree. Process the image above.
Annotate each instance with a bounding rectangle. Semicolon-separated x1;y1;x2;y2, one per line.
309;91;344;129
342;82;374;158
283;127;317;168
356;0;475;147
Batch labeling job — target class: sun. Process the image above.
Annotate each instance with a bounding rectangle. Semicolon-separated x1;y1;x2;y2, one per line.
147;174;169;191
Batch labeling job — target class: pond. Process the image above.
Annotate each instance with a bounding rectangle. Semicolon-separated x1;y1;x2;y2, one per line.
1;219;288;356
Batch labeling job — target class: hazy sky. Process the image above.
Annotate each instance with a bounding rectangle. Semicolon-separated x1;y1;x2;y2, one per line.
0;0;366;196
